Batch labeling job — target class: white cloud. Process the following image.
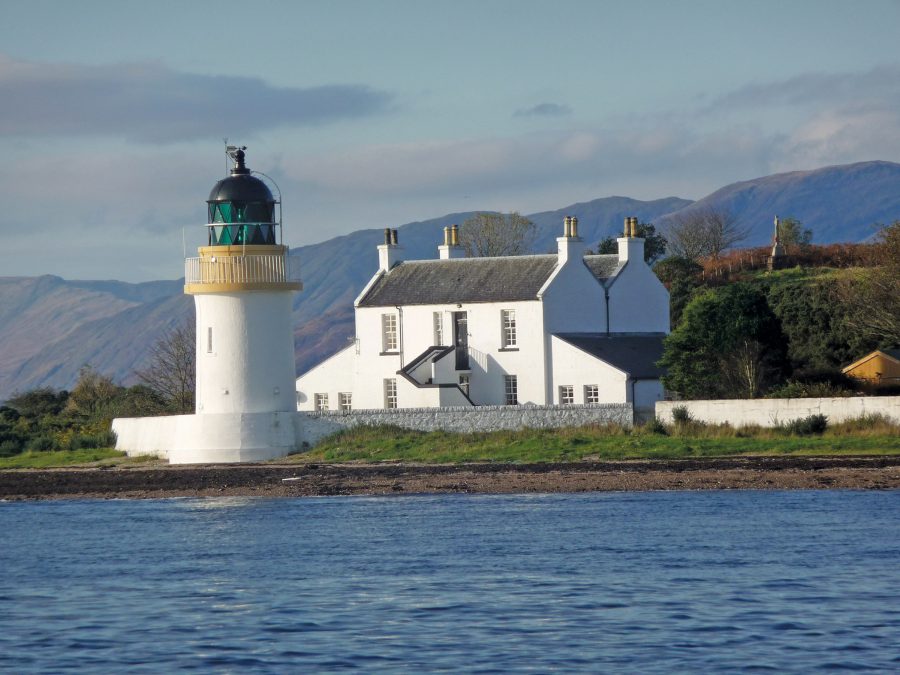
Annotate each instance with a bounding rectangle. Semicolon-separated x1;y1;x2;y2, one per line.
0;54;393;143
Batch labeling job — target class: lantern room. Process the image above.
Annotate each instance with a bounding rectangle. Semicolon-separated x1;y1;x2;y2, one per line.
206;147;278;246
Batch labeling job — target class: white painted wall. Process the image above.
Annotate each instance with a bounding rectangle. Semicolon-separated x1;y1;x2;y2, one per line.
606;246;670;334
548;336;629;404
195;291;297;414
540;256;607;335
349;300;549;406
295;343;357;411
656;396;900;426
113;411;302;463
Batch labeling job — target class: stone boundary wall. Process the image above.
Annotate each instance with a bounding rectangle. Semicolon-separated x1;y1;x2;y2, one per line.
656;396;900;427
297;403;633;447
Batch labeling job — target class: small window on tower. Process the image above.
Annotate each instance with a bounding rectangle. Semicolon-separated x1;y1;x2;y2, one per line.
207;327;213;354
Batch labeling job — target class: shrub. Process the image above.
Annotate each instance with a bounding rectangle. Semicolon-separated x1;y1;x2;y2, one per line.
767;381;855;399
644;418;668;435
672;406;693;425
68;430;116;451
26;435;58;452
0;439;23;457
783;414;828;436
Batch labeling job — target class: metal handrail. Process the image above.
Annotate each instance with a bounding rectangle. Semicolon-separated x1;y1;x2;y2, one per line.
185;253;301;285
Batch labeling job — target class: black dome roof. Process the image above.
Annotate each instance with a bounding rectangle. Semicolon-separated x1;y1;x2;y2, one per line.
207;148;275;204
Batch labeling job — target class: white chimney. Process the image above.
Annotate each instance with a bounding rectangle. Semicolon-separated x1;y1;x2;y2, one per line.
617;216;645;263
438;224;464;260
557;215;587;264
378;228;403;271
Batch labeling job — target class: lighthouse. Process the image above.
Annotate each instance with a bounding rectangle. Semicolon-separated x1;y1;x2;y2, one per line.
170;147;302;463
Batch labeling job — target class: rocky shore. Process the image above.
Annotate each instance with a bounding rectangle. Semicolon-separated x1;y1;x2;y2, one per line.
1;456;899;500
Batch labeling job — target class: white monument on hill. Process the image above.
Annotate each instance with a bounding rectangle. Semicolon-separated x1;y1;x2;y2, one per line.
113;147;302;463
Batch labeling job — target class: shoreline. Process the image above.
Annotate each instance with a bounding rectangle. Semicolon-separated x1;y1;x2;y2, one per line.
2;456;899;500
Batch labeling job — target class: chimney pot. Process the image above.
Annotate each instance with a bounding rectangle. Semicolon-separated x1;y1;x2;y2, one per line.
564;216;571;237
571;216;578;238
443;226;450;246
390;229;398;246
451;224;459;246
384;227;392;245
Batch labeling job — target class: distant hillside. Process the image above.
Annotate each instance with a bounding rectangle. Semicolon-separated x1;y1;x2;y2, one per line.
2;160;899;400
660;161;900;245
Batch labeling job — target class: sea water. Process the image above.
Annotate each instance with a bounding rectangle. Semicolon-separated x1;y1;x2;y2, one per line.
1;491;898;672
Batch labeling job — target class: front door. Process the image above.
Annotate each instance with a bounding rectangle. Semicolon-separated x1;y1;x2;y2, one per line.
453;311;469;370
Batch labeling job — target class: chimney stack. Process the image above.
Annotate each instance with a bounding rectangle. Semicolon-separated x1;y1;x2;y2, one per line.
439;223;464;259
557;215;586;263
617;216;645;263
378;228;403;271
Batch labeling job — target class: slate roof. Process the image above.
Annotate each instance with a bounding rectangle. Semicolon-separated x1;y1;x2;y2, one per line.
357;253;625;307
554;333;667;378
583;254;626;281
358;255;558;306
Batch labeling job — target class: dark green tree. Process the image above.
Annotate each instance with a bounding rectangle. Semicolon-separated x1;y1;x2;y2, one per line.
5;388;69;418
653;256;704;328
767;279;874;372
659;283;789;398
596;222;668;263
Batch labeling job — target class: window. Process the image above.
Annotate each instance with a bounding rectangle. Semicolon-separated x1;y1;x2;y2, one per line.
314;393;329;411
585;385;599;404
339;392;352;411
504;375;518;405
207;327;213;354
382;314;398;352
459;374;470;397
384;378;398;409
559;385;574;405
501;309;517;348
433;312;444;346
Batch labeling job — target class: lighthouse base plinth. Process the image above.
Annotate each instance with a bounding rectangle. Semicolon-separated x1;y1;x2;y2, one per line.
112;412;303;464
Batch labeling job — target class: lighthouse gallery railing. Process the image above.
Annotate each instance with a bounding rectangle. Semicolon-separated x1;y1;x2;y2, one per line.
185;254;301;285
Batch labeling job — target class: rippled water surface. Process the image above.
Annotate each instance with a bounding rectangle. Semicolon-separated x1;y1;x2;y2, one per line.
2;491;899;672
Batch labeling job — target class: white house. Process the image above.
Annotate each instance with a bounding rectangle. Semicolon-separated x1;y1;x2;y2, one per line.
296;216;669;417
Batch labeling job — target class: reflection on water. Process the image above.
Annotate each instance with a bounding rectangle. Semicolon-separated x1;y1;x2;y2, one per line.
1;491;898;672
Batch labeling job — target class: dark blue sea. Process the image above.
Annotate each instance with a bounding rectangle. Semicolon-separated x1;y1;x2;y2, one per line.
2;491;899;673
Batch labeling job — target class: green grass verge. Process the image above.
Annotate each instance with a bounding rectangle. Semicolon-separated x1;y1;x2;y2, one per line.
288;423;900;464
0;448;128;469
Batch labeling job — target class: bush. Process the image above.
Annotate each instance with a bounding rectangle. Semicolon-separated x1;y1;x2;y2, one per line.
767;381;855;399
26;435;58;452
672;406;693;425
0;439;23;457
783;414;828;436
68;430;116;451
644;418;669;435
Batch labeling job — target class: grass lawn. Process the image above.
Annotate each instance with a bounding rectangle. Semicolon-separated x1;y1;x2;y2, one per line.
289;421;900;465
0;448;131;469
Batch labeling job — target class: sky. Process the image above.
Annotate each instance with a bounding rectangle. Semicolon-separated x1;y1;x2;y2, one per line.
2;0;900;281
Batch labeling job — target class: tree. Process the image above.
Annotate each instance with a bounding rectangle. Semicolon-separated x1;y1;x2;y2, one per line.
596;222;668;263
777;216;813;251
459;212;536;257
65;366;123;419
6;388;69;417
136;322;196;413
664;208;749;260
838;221;900;346
659;283;789;398
653;256;704;327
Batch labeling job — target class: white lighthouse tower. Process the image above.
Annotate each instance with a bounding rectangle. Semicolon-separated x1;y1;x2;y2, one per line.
170;147;302;463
